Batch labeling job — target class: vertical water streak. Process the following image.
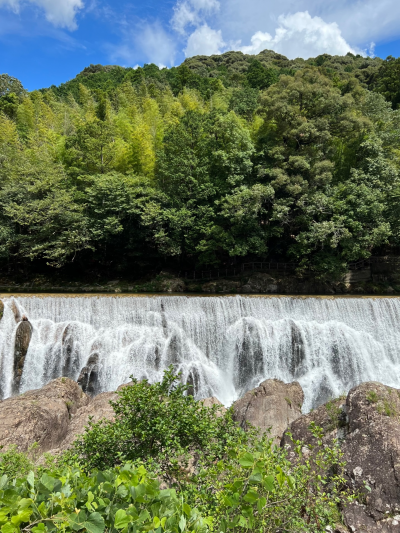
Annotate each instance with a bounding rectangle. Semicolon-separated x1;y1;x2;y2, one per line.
0;295;399;411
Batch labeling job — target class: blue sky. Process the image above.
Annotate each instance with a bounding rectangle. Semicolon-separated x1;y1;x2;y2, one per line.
1;0;400;91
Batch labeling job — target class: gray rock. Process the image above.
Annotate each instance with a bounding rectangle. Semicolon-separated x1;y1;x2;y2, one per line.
283;382;400;532
201;396;227;417
77;353;100;396
13;320;32;395
233;378;304;443
0;377;89;453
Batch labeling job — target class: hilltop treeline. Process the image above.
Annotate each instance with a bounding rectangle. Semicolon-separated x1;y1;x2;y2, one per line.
1;50;400;279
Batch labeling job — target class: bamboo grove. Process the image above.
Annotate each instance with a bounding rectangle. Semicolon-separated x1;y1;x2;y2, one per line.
1;50;400;279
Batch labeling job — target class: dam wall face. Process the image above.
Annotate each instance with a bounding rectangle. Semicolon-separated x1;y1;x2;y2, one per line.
0;295;399;412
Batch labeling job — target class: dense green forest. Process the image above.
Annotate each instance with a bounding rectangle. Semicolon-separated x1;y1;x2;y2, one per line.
1;49;400;279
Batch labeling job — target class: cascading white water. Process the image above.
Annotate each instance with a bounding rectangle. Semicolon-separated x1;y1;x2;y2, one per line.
1;295;400;412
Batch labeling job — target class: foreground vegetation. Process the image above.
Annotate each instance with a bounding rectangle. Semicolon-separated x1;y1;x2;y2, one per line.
1;51;400;280
0;370;351;532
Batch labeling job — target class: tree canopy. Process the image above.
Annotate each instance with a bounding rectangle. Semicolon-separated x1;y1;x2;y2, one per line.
0;49;399;279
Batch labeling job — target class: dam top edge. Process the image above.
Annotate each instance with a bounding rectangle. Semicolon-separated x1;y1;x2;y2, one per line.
0;292;400;299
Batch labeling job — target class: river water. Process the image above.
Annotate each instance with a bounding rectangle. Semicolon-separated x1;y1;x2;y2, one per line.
0;295;399;412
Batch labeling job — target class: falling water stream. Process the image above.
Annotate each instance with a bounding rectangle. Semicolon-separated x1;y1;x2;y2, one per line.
1;295;400;412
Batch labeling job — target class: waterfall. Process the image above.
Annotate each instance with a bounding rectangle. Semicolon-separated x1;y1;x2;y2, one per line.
1;295;400;412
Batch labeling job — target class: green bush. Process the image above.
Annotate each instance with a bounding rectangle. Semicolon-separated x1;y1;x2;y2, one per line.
0;463;208;533
72;367;248;482
0;446;34;480
70;369;352;532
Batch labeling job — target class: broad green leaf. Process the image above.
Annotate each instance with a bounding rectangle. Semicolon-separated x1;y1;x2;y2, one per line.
1;523;17;533
257;497;266;513
243;490;258;504
27;472;34;489
238;515;248;527
11;509;32;526
238;453;254;468
263;475;274;492
32;524;46;533
69;511;105;533
179;515;186;532
114;509;131;530
182;503;191;517
0;476;7;490
276;471;285;488
40;474;56;492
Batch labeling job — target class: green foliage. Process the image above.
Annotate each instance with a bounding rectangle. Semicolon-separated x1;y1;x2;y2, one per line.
0;463;208;533
366;390;379;403
69;370;351;532
72;368;245;481
189;424;351;532
373;56;400;109
246;60;279;90
0;446;34;480
0;49;400;278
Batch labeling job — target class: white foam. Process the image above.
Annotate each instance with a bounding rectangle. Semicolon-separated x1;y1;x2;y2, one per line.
0;295;399;411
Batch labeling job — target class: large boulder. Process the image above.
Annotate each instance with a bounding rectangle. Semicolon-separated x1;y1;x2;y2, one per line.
232;378;304;442
55;391;117;451
13;320;33;394
283;382;400;532
0;378;89;453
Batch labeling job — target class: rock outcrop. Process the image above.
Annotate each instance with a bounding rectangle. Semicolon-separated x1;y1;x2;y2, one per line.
201;396;227;417
12;320;33;394
233;378;304;443
77;354;100;396
0;377;89;453
54;391;117;451
283;382;400;532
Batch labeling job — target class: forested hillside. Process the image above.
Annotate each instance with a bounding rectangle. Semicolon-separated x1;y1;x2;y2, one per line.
1;49;400;280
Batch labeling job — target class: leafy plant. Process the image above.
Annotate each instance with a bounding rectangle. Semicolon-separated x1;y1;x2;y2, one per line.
72;367;247;483
0;446;34;480
0;463;208;533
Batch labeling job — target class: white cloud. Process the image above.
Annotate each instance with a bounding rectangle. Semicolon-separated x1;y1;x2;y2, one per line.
172;0;219;34
0;0;83;29
185;23;225;56
108;21;176;68
217;0;400;55
238;11;356;59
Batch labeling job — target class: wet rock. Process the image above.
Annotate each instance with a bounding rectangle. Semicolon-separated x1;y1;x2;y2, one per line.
284;382;400;532
62;325;81;378
10;300;22;323
77;354;100;396
233;378;304;443
241;272;278;294
0;377;89;453
13;320;33;395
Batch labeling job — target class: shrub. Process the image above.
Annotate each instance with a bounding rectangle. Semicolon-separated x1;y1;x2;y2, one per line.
70;369;352;532
0;463;208;533
72;367;248;483
0;445;34;479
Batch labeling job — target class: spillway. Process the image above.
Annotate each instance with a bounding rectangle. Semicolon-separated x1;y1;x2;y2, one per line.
0;295;400;412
